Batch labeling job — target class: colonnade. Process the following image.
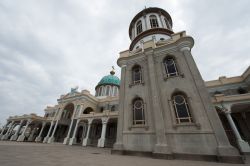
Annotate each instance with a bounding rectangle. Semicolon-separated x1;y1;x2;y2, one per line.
223;110;250;153
0;117;117;149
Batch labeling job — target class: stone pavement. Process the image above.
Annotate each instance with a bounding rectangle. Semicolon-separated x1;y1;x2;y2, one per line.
0;141;249;166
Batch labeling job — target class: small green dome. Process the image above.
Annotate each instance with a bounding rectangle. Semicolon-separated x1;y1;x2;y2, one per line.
96;70;120;89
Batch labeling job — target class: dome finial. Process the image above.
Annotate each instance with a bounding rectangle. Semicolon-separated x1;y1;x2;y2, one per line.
110;66;115;75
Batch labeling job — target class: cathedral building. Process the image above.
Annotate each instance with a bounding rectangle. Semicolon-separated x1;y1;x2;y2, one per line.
0;7;249;163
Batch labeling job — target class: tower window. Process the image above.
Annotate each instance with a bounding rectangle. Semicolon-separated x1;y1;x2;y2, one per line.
164;18;171;30
98;86;103;96
132;98;145;125
95;88;99;96
106;86;110;96
149;15;159;28
172;94;192;123
132;65;142;84
163;57;178;77
136;20;143;35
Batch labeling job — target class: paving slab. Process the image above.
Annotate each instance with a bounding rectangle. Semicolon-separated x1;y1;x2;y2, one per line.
0;141;248;166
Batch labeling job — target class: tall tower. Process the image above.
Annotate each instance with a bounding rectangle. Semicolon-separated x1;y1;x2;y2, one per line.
113;7;242;163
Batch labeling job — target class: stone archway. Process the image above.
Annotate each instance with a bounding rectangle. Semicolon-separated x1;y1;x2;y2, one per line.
76;126;83;144
105;118;117;148
83;107;94;114
61;103;75;120
89;119;102;146
54;103;75;143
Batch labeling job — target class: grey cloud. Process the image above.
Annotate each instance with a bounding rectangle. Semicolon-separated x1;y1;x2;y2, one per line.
0;0;249;125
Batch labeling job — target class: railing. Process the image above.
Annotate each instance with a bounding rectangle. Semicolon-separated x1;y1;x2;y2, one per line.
79;110;118;119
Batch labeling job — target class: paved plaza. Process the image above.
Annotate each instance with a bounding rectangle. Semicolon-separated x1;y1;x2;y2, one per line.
0;141;249;166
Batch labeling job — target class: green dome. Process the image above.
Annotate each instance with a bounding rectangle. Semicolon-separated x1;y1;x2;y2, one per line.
96;74;120;89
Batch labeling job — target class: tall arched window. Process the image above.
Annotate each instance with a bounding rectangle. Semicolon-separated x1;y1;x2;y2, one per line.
164;18;171;30
136;20;143;35
163;57;178;77
172;93;192;123
149;15;159;28
98;86;103;96
132;98;145;125
132;65;142;84
95;88;99;96
113;86;118;96
106;86;110;96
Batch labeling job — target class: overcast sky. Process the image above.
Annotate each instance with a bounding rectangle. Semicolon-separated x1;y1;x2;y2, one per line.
0;0;249;125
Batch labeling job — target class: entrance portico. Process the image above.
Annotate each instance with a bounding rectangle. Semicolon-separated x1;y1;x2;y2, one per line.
217;101;250;153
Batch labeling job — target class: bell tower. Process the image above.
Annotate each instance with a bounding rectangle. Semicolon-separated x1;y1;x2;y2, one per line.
113;7;242;163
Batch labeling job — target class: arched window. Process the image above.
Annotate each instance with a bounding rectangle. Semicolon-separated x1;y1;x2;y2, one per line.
132;98;145;125
111;105;115;112
172;94;192;123
95;88;99;96
163;57;178;77
149;15;159;28
132;65;142;84
113;86;118;96
136;20;143;35
164;18;171;30
98;86;103;96
106;86;110;96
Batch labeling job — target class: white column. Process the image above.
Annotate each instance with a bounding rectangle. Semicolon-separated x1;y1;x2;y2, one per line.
48;120;59;143
43;121;54;143
98;118;108;148
35;122;46;142
225;111;250;153
1;121;14;140
17;120;32;142
69;119;80;145
82;119;93;146
10;120;24;141
0;122;9;136
63;106;78;145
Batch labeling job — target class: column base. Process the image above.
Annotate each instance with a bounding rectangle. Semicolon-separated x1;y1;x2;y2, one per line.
47;137;55;144
1;134;10;140
28;135;35;142
35;136;43;142
153;143;172;155
0;134;3;140
43;137;49;143
10;134;19;141
63;137;70;145
113;142;124;150
217;145;240;156
69;137;76;145
98;138;105;148
17;135;26;142
82;138;91;146
238;140;250;153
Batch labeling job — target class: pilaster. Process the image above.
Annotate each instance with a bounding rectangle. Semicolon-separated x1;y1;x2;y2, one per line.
145;50;172;155
113;64;126;150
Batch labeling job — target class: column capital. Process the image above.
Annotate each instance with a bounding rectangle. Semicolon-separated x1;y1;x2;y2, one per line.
42;121;46;126
27;119;32;124
179;46;191;52
224;111;232;114
87;118;93;125
121;65;127;68
101;117;109;124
